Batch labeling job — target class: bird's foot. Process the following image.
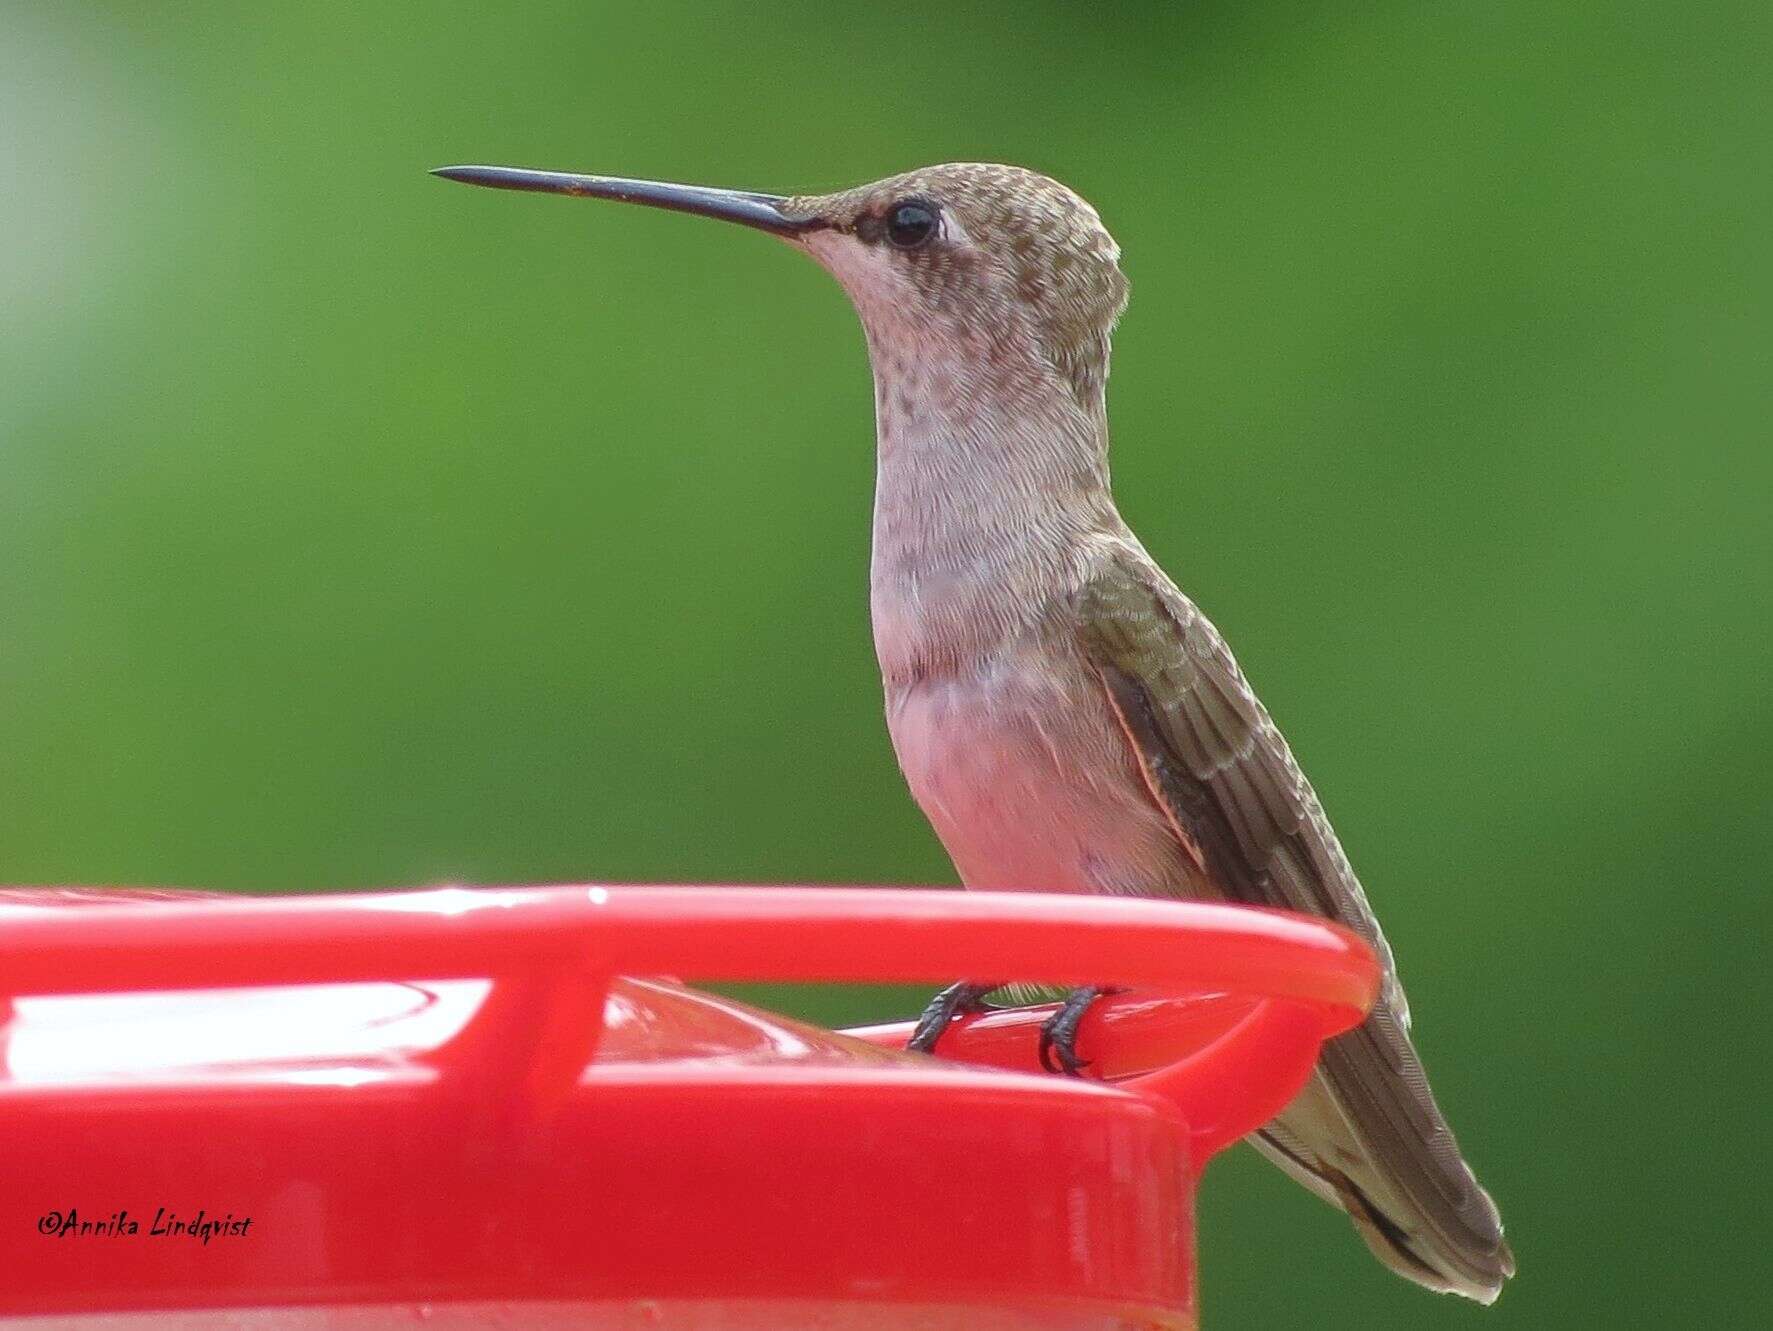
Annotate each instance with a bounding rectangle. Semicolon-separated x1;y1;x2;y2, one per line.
906;980;1000;1055
1038;986;1119;1076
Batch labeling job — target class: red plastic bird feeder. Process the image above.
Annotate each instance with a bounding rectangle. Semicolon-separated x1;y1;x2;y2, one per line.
0;885;1376;1327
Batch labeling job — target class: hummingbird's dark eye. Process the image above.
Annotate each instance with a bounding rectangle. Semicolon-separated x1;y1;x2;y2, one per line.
884;200;938;249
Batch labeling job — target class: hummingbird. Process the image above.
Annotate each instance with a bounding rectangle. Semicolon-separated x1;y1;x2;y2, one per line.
434;160;1514;1302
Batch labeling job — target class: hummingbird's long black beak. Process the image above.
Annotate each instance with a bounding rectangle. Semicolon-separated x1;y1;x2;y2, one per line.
430;165;816;238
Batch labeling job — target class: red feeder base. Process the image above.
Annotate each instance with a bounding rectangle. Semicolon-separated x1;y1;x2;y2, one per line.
0;885;1375;1327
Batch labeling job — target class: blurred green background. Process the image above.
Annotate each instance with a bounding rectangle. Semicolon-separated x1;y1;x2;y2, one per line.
3;0;1767;1324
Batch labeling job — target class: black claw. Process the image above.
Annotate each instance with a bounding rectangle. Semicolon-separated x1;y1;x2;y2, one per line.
1037;986;1117;1077
906;981;999;1055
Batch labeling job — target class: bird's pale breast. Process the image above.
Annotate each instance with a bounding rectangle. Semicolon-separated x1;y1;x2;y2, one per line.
884;635;1197;899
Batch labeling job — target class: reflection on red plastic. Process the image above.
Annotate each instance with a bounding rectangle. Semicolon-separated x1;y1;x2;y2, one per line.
0;885;1376;1327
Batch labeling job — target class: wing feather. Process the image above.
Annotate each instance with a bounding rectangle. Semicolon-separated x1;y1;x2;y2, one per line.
1075;550;1512;1300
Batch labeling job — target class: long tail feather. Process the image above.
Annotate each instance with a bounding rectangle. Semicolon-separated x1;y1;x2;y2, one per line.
1253;1000;1514;1302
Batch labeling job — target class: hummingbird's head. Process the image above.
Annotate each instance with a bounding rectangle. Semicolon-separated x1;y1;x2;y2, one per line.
432;161;1129;410
784;164;1129;407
